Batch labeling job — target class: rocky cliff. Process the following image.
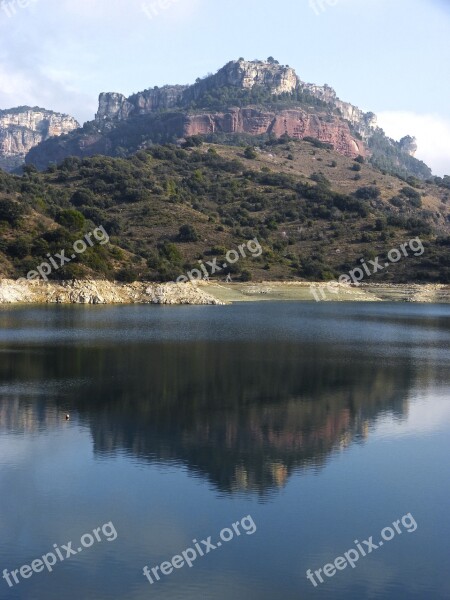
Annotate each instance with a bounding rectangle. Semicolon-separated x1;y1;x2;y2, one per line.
95;60;300;126
27;105;364;167
183;108;364;157
0;107;79;171
94;59;370;137
24;58;429;177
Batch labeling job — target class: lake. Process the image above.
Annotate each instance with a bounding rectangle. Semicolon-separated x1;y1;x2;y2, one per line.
0;302;449;600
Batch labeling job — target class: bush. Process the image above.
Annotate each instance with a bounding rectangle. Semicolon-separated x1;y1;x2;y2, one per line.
178;224;199;242
56;209;86;232
183;135;203;148
71;189;96;207
355;186;381;200
116;267;139;282
310;172;331;187
400;187;422;207
7;237;31;259
303;137;334;150
0;199;25;226
244;146;257;159
390;196;404;208
208;246;227;256
158;242;183;265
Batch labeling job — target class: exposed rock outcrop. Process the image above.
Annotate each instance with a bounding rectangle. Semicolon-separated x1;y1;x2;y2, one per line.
186;59;299;99
0;279;224;305
184;108;365;157
24;57;426;175
95;93;134;124
0;107;79;171
94;59;372;138
399;135;418;157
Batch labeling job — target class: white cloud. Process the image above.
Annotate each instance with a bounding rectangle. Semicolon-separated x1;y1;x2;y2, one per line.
0;65;34;107
377;111;450;177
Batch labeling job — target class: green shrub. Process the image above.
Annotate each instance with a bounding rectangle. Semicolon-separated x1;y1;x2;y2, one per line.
0;199;24;226
400;187;422;207
355;186;381;200
244;146;257;159
56;209;85;231
178;224;199;242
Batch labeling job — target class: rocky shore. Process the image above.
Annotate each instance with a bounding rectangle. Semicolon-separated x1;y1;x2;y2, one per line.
1;279;449;306
0;279;224;305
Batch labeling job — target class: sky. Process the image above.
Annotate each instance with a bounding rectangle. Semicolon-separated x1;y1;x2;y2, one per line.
0;0;449;175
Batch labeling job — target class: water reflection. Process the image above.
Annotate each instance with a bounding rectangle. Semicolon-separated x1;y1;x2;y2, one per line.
2;316;446;494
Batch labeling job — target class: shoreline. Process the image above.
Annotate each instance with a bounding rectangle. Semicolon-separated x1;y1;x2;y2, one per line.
0;279;449;305
199;281;450;304
0;279;224;306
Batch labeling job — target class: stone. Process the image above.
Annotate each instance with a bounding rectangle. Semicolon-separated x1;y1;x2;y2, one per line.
0;107;79;171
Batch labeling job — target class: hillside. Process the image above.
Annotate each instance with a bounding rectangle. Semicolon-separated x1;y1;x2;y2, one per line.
24;58;432;180
1;137;449;285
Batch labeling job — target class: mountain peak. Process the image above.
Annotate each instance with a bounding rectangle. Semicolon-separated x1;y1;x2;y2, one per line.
212;57;300;95
10;57;432;180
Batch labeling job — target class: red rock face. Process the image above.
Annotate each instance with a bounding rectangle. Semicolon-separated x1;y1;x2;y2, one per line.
183;107;365;158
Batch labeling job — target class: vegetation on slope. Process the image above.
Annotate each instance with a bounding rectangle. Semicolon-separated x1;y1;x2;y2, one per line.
1;137;449;283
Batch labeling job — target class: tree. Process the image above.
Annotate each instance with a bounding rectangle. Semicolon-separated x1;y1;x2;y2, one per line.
244;146;257;160
400;187;422;207
23;164;38;175
184;135;203;148
355;186;381;200
158;242;183;265
0;199;24;226
71;189;95;207
178;224;199;242
56;209;86;232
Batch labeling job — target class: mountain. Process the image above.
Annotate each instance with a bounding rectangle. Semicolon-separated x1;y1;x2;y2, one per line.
0;107;79;172
1;136;449;284
24;58;432;180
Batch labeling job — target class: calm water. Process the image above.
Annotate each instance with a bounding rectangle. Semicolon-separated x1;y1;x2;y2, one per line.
0;303;449;600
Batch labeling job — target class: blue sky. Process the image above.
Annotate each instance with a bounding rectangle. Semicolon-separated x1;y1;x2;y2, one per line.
0;0;449;174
